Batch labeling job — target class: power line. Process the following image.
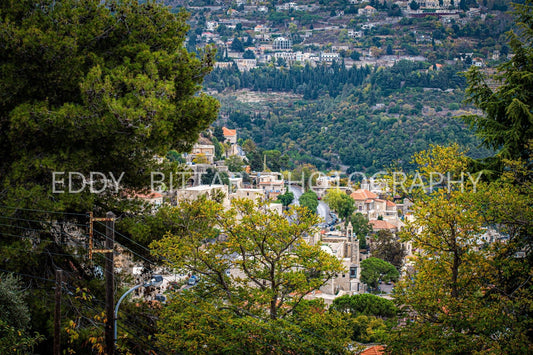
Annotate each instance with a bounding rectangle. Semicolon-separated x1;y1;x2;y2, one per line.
1;210;343;352
0;214;87;228
0;205;87;217
95;222;340;352
0;221;56;233
0;245;85;258
0;267;56;283
59;283;165;355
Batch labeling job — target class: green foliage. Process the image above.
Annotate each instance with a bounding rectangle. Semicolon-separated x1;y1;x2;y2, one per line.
225;155;244;172
201;167;230;185
0;274;45;353
360;257;399;289
324;189;355;223
206;62;371;98
0;274;43;353
331;294;398;318
243;49;256;59
152;197;344;316
151;197;348;352
277;190;295;207
350;213;372;247
0;274;31;330
348;315;389;344
214;66;488;173
462;0;533;173
387;144;533;353
370;230;406;270
0;0;219;351
1;0;219;210
211;135;225;160
299;190;319;214
213;125;225;142
0;319;43;355
166;150;184;163
230;36;244;52
157;293;355;354
264;150;291;171
350;50;361;61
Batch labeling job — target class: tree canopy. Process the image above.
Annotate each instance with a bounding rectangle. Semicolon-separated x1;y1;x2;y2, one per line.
277;190;295;207
350;213;372;249
360;257;399;289
387;143;533;353
151;197;347;352
0;0;219;214
299;190;319;214
324;189;356;223
0;274;43;353
331;293;397;318
387;6;533;351
462;0;533;174
370;230;406;270
0;0;219;351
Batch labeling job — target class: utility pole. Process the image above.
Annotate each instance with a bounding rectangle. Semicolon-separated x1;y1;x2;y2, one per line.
86;212;116;353
54;269;63;355
104;211;115;355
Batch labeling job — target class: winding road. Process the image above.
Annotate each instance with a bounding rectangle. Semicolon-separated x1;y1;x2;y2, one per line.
288;184;332;224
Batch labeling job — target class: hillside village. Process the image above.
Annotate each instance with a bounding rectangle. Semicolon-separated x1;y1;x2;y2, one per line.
169;0;513;175
134;125;414;304
107;1;529;350
1;0;531;353
174;0;512;72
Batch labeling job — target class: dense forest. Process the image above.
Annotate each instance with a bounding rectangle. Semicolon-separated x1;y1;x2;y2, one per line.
209;60;488;173
206;60;467;98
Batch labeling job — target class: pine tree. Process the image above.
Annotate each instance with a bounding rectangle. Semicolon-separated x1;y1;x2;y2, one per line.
462;0;533;174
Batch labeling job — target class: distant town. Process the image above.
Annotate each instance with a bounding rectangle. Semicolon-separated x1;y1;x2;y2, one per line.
176;0;511;72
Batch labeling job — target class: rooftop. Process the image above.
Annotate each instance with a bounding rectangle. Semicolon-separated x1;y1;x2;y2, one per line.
369;220;397;230
351;189;378;200
223;127;237;137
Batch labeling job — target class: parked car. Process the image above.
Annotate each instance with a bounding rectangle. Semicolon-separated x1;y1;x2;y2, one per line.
155;294;167;303
188;275;198;285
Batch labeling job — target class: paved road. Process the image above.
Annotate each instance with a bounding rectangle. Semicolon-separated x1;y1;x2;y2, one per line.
288;184;302;206
317;201;332;224
288;184;332;224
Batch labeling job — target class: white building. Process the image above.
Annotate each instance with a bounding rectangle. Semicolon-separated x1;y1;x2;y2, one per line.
257;172;285;200
320;52;340;62
273;37;292;50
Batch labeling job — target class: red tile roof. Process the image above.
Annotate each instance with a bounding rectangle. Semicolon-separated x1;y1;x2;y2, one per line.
386;200;396;207
222;127;237;137
350;189;378;200
134;192;163;199
360;345;385;355
369;220;397;231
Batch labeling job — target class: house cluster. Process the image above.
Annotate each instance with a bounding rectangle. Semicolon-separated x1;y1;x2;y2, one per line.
189;0;502;74
306;222;365;303
301;176;412;301
185;126;243;164
132;125;289;211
